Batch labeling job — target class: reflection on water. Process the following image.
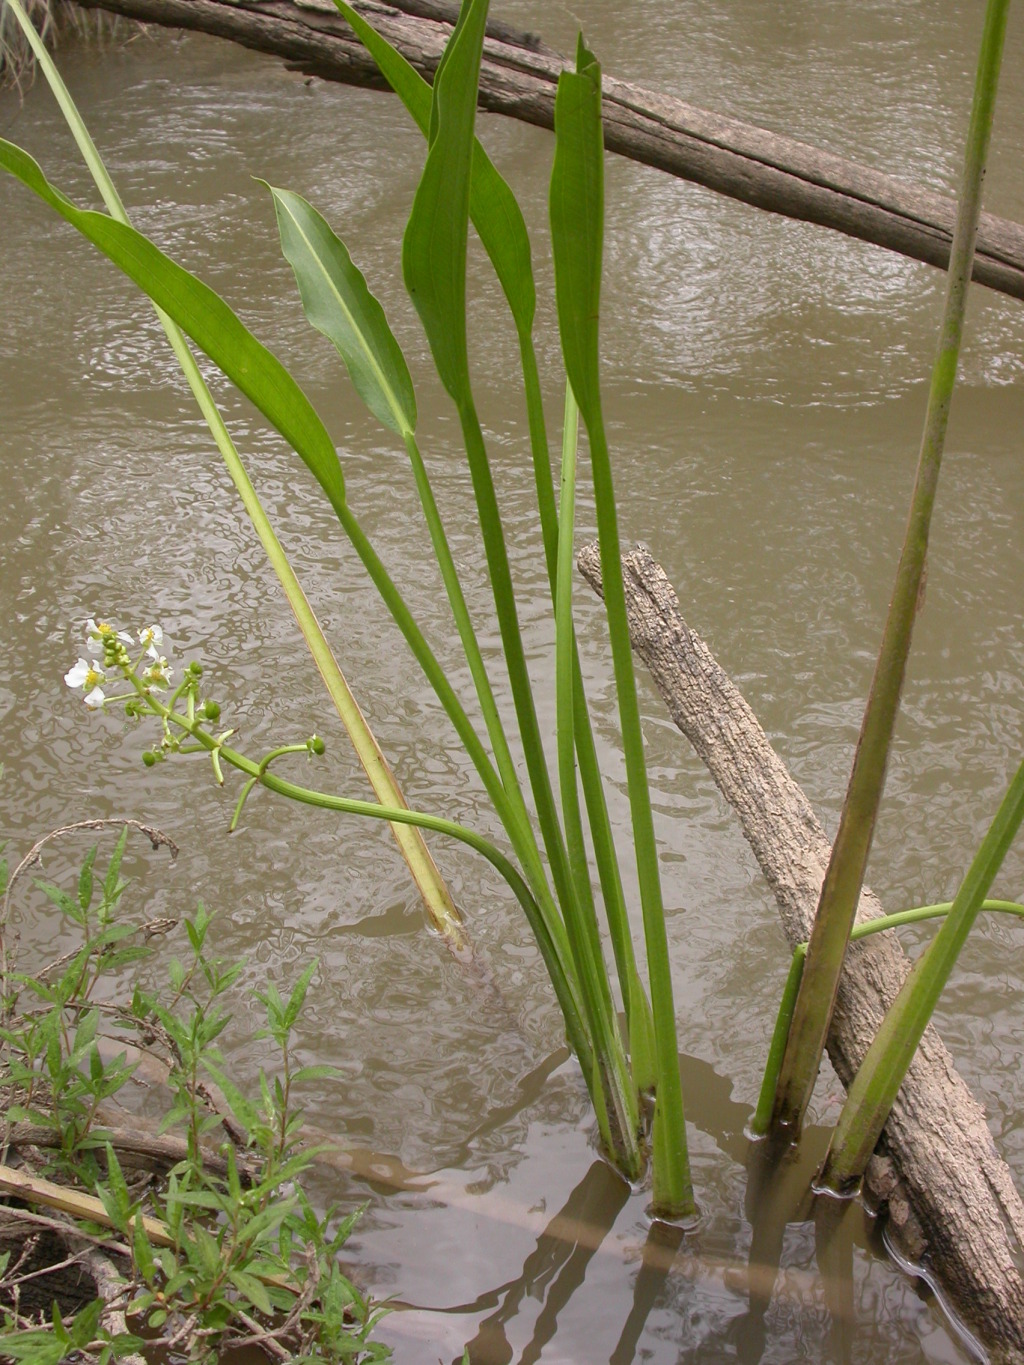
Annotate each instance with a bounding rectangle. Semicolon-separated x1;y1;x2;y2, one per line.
362;1055;973;1364
2;3;1023;1360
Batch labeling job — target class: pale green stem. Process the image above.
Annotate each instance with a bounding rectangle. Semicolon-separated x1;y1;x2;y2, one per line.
7;0;465;950
770;0;1010;1135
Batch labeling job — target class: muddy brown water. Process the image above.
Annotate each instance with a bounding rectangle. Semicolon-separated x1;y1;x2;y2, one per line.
2;2;1024;1360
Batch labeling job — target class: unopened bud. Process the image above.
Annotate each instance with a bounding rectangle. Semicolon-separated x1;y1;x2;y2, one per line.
203;700;221;721
308;735;325;756
142;751;158;767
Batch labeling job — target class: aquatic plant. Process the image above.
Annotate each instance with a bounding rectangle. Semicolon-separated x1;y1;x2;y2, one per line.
1;0;1022;1243
0;0;690;1213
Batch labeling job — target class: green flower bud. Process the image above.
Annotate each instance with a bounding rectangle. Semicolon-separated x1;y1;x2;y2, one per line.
142;751;158;767
308;735;326;756
203;700;221;721
188;661;204;677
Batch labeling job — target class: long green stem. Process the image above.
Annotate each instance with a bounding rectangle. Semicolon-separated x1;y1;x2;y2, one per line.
752;897;1024;1136
589;411;693;1218
138;687;595;1079
821;757;1024;1191
330;497;581;992
521;331;656;1087
769;0;1010;1135
401;430;546;861
555;382;640;1171
457;403;580;924
6;0;465;950
457;398;640;1172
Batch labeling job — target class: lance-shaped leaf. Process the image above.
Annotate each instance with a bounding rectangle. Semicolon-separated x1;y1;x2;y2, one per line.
401;0;489;402
0;139;346;514
332;0;536;336
264;183;417;437
550;35;604;424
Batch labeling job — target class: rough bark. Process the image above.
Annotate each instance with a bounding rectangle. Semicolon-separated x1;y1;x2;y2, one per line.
64;0;1024;303
578;540;1024;1363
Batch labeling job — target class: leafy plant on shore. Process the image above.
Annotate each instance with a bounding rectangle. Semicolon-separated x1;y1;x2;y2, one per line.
0;826;390;1363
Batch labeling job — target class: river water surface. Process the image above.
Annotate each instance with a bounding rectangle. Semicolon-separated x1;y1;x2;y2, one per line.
2;3;1024;1361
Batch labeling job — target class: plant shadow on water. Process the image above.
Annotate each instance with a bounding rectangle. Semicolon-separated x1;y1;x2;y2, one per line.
347;1053;974;1365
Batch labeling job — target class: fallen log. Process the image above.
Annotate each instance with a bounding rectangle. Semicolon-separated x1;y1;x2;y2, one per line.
577;541;1024;1364
64;0;1024;303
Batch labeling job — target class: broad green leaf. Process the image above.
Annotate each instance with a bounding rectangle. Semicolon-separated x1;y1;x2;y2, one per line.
264;184;417;436
550;35;604;425
0;139;346;514
228;1269;274;1318
402;0;489;401
333;0;536;335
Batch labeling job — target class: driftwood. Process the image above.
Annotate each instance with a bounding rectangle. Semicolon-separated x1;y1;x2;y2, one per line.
65;0;1024;303
577;541;1024;1364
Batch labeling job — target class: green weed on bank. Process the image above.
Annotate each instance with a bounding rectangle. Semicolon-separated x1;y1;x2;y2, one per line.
0;826;390;1364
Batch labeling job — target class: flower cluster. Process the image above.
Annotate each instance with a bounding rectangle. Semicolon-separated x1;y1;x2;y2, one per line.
64;619;172;708
62;614;326;830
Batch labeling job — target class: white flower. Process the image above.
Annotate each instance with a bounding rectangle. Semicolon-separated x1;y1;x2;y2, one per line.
143;656;172;689
138;624;164;660
65;657;107;708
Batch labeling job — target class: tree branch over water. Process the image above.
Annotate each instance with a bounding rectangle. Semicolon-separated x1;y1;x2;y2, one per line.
57;0;1024;302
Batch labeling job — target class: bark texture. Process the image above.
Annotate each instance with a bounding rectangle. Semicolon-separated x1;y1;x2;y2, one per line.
66;0;1024;302
578;540;1024;1363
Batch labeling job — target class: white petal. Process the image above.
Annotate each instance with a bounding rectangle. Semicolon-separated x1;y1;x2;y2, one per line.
83;685;105;708
65;658;91;688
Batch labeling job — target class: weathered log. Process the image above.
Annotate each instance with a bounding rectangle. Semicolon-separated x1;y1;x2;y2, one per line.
65;0;1024;303
577;541;1024;1363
